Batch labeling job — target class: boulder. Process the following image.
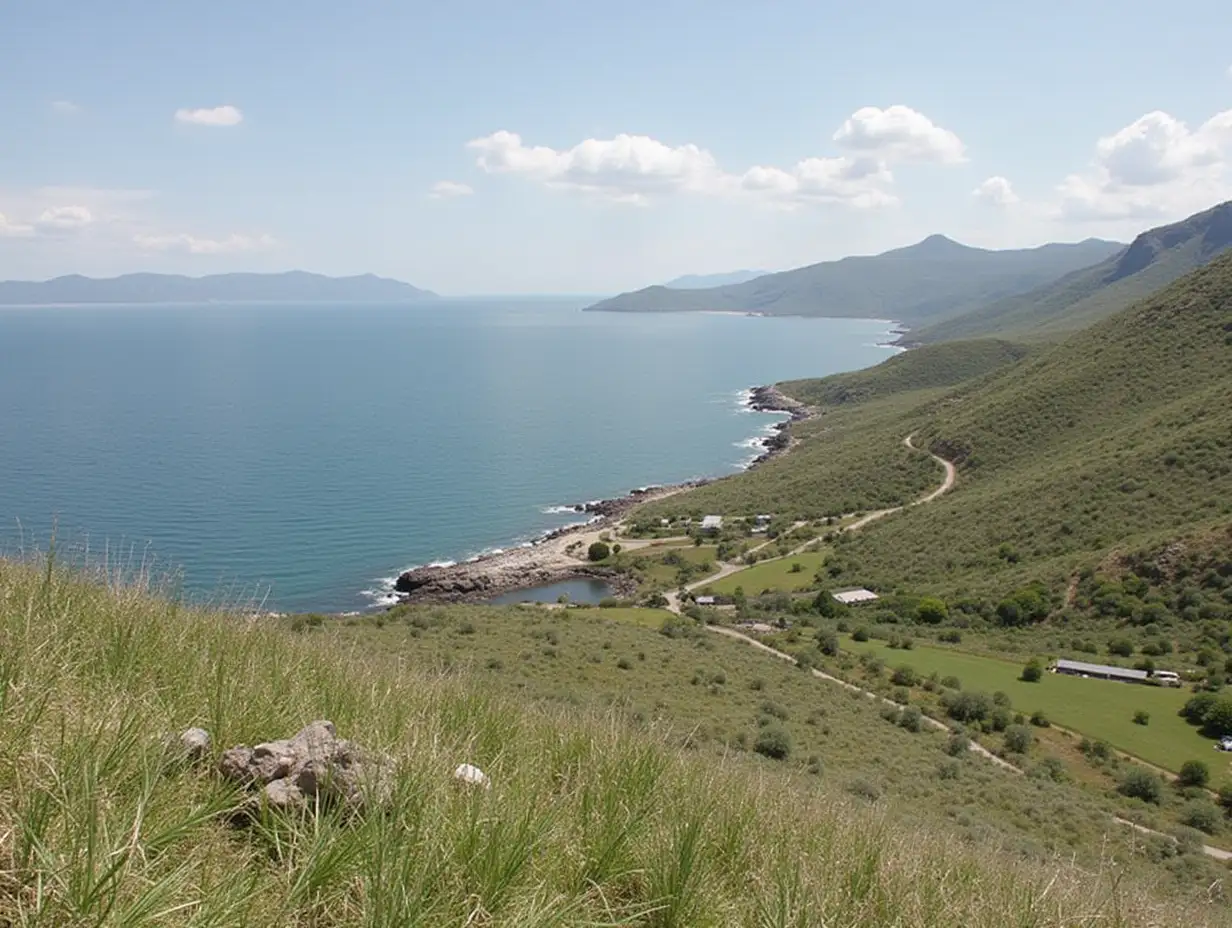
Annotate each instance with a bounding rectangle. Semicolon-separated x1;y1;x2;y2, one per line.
219;720;390;813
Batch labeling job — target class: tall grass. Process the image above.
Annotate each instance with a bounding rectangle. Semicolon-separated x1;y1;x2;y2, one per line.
0;557;1221;926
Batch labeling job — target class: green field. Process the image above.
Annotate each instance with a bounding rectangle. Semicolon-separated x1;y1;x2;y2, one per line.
841;635;1219;779
708;551;828;595
572;605;676;628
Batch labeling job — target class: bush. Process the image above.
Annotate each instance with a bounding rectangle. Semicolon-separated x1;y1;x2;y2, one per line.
1020;658;1043;683
1029;709;1050;728
1181;691;1219;724
915;597;948;625
851;627;870;642
1181;800;1222;835
1178;760;1211;789
616;657;633;670
890;664;918;687
753;725;792;760
945;733;970;757
1004;724;1033;754
817;631;840;656
1133;710;1150;726
940;675;962;690
1107;637;1134;658
1201;696;1232;737
587;541;610;562
943;690;994;723
898;706;923;733
1118;767;1164;804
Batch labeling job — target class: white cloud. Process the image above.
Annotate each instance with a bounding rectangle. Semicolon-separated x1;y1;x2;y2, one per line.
429;180;474;199
0;212;34;238
467;106;961;209
174;105;244;127
133;232;276;254
973;176;1020;207
51;100;80;115
35;205;94;231
1057;108;1232;221
832;105;966;164
468;131;722;203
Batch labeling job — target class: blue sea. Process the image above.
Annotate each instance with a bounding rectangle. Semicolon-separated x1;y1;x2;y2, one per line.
0;298;898;612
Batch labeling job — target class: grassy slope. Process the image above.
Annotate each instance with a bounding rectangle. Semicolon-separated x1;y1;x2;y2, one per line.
586;237;1122;323
909;200;1232;344
835;249;1232;599
4;561;1220;926
633;338;1032;525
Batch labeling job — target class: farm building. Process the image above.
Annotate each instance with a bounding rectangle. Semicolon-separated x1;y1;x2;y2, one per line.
832;588;879;605
695;595;717;606
1053;659;1149;684
700;515;723;532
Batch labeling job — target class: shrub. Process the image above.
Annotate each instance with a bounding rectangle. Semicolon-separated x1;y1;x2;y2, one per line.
1118;767;1164;804
846;778;881;801
1133;710;1150;726
1107;637;1134;658
587;541;610;562
890;664;918;687
943;690;994;723
1020;659;1043;683
937;760;961;780
1202;696;1232;736
851;627;870;642
817;631;840;656
940;675;962;690
1029;710;1050;728
938;629;962;644
899;706;923;733
753;725;792;760
1178;760;1211;789
1004;724;1033;754
945;733;969;757
915;597;948;625
1181;800;1222;835
760;700;790;721
988;707;1012;733
616;657;633;670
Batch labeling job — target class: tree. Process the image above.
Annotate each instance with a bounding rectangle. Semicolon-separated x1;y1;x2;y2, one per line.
1004;724;1033;754
1118;767;1164;804
1132;710;1150;726
817;631;840;657
1179;760;1211;789
915;597;948;625
1107;637;1134;658
1181;800;1222;835
891;665;918;687
1020;658;1043;682
587;541;610;562
1201;696;1232;737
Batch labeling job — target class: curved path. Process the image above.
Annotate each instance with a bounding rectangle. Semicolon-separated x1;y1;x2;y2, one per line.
686;435;1228;861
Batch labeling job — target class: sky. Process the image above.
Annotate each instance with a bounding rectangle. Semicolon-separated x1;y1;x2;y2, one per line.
3;0;1232;295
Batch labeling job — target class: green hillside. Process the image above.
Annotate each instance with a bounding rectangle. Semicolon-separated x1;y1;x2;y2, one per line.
5;558;1220;926
634;251;1232;669
780;338;1030;408
585;236;1121;326
908;201;1232;344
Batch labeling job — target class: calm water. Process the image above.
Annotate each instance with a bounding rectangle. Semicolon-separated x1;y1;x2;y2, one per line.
0;299;897;612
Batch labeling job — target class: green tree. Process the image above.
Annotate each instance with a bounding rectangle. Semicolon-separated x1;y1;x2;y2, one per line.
1179;760;1211;789
1181;800;1222;835
587;541;610;562
1132;710;1150;726
915;597;948;625
1020;658;1043;683
1201;696;1232;737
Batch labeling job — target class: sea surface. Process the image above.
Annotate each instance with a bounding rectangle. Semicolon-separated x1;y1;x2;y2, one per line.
0;298;898;612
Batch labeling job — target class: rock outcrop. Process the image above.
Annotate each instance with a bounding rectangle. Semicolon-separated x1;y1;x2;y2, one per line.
218;720;390;812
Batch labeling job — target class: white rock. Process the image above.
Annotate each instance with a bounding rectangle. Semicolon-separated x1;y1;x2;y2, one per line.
453;762;490;789
179;727;212;762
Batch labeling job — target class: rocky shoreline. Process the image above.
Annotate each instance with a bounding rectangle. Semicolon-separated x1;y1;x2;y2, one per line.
389;383;813;607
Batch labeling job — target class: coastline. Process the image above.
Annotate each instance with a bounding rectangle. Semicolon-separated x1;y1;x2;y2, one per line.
388;383;813;607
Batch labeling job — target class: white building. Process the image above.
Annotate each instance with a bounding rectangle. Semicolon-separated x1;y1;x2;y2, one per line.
832;588;879;605
701;515;723;531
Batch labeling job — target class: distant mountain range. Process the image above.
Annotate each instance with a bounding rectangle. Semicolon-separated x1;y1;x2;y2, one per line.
585;236;1124;328
664;269;768;289
0;271;436;305
905;200;1232;344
